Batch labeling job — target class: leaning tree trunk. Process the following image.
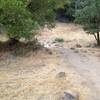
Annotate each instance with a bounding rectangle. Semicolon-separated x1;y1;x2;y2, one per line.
97;32;100;46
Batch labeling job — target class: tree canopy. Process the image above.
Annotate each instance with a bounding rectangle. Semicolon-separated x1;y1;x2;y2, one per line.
75;0;100;45
0;0;100;45
0;0;68;41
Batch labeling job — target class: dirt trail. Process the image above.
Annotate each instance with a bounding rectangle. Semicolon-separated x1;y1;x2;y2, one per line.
0;23;100;100
39;22;100;100
56;47;100;100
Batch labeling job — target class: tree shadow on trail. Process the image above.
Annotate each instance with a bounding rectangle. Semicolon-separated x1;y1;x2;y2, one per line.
0;39;42;57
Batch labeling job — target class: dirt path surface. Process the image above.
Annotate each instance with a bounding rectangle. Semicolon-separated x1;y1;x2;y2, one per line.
0;23;100;100
56;48;100;100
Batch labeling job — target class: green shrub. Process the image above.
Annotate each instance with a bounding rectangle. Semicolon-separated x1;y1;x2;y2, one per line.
0;0;36;40
75;0;100;45
55;38;64;43
0;0;68;42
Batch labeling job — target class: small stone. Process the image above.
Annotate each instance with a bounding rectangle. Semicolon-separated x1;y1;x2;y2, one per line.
70;47;75;50
62;91;79;100
76;44;82;48
45;48;53;55
48;51;53;55
56;72;66;78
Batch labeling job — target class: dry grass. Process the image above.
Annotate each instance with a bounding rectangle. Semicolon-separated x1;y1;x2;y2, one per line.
0;23;100;100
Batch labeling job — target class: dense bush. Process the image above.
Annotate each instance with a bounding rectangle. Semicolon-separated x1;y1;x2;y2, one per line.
64;0;76;20
28;0;68;27
0;0;34;40
0;0;67;42
75;0;100;45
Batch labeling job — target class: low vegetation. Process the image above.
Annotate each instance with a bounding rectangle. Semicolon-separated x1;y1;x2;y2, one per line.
55;38;64;43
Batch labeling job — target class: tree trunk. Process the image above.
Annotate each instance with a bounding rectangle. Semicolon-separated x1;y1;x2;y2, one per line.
97;32;100;46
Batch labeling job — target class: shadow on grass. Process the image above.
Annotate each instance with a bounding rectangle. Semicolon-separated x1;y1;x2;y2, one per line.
0;39;42;57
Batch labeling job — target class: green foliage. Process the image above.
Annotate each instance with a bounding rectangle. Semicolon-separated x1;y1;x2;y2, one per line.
75;0;100;45
75;0;100;34
0;0;68;41
0;0;35;40
64;0;76;20
28;0;68;28
28;0;55;28
55;38;64;43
